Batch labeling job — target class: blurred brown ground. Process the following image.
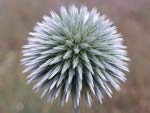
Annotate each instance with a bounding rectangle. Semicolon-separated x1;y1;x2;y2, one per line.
0;0;150;113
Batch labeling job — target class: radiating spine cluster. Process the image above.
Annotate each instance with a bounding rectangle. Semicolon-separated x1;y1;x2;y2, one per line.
21;5;129;113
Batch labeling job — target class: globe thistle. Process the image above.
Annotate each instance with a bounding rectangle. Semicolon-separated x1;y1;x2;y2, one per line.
21;5;129;113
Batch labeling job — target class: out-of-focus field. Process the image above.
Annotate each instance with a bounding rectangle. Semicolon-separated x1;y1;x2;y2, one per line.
0;0;150;113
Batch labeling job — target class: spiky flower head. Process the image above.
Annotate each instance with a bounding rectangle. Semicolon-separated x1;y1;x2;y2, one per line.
21;5;129;113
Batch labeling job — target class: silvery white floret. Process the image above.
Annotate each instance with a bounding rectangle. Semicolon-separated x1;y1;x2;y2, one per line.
21;5;129;113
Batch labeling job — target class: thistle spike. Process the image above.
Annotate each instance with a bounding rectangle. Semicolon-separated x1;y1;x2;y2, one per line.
21;5;129;113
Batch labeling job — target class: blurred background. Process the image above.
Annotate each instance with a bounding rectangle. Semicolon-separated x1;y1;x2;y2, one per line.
0;0;150;113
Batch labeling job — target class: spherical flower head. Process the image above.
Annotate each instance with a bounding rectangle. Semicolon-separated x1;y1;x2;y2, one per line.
21;5;129;113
